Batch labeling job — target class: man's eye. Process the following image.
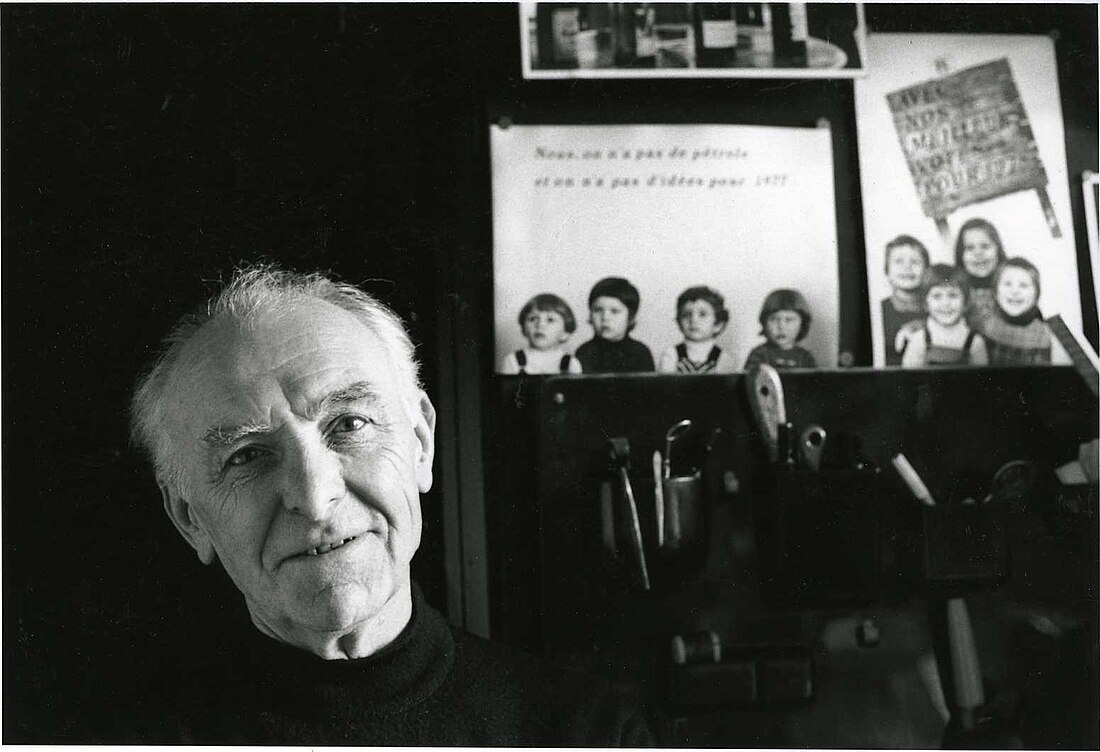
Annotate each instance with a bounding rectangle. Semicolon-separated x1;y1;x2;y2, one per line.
226;446;263;467
330;415;368;434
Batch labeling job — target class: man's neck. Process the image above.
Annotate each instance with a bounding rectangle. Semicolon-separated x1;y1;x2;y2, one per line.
249;582;415;660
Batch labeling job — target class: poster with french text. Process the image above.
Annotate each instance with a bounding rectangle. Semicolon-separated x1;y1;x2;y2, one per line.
490;124;840;375
856;34;1080;368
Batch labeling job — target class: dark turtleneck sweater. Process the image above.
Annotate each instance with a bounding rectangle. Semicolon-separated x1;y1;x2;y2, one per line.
576;336;655;374
137;585;655;746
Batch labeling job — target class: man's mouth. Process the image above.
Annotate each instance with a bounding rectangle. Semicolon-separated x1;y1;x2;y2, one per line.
301;535;359;557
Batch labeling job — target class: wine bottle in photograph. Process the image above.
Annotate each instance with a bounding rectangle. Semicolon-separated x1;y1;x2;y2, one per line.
612;3;638;66
633;4;658;68
536;3;581;68
735;3;772;53
693;3;738;68
770;2;807;66
574;4;602;68
653;3;694;68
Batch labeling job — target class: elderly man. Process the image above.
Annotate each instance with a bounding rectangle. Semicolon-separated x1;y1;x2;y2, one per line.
129;265;654;745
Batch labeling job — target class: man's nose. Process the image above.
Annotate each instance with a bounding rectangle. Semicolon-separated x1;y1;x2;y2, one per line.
281;437;346;519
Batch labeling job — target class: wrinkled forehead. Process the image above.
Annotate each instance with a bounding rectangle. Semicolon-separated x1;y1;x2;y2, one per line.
161;299;404;446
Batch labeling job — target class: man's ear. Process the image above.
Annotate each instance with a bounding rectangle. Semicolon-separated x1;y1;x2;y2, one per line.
159;479;216;565
412;390;436;493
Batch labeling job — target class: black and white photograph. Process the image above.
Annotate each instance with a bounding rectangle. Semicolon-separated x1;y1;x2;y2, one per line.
491;123;841;373
521;2;867;79
856;33;1084;368
4;3;1098;749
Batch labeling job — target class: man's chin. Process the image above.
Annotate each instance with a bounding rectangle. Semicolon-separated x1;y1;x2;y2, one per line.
297;578;400;632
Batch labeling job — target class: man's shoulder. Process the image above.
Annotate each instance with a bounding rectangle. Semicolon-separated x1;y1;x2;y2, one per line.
446;627;656;746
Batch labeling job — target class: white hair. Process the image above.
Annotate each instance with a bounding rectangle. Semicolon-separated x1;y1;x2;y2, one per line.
130;263;421;486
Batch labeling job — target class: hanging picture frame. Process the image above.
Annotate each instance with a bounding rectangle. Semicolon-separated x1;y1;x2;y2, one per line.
520;3;867;79
855;33;1082;368
490;122;842;374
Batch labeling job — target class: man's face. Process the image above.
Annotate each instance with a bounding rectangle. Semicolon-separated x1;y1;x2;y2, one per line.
159;298;434;645
590;296;631;342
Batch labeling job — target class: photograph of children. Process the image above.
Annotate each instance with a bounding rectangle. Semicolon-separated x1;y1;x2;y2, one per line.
856;34;1083;367
500;293;584;375
491;123;841;374
575;277;655;373
743;288;817;370
520;2;867;80
657;286;737;374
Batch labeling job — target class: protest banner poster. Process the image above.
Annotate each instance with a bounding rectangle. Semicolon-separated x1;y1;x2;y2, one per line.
490;123;840;374
856;34;1081;368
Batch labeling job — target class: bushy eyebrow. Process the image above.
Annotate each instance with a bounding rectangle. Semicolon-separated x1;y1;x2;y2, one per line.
200;381;381;449
313;380;381;416
201;420;273;449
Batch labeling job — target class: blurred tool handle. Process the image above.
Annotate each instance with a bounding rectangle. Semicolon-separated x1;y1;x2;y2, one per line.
748;364;785;463
609;437;650;590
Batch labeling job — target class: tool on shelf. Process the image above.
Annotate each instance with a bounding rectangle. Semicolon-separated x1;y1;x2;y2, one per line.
748;364;786;463
798;424;827;471
608;437;651;590
664;419;693;479
652;450;666;547
891;452;936;507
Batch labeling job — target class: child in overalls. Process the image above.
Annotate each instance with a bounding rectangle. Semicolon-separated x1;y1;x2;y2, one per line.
900;264;988;367
500;293;583;374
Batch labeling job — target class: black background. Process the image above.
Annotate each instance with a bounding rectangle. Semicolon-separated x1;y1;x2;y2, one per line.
3;3;1096;742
